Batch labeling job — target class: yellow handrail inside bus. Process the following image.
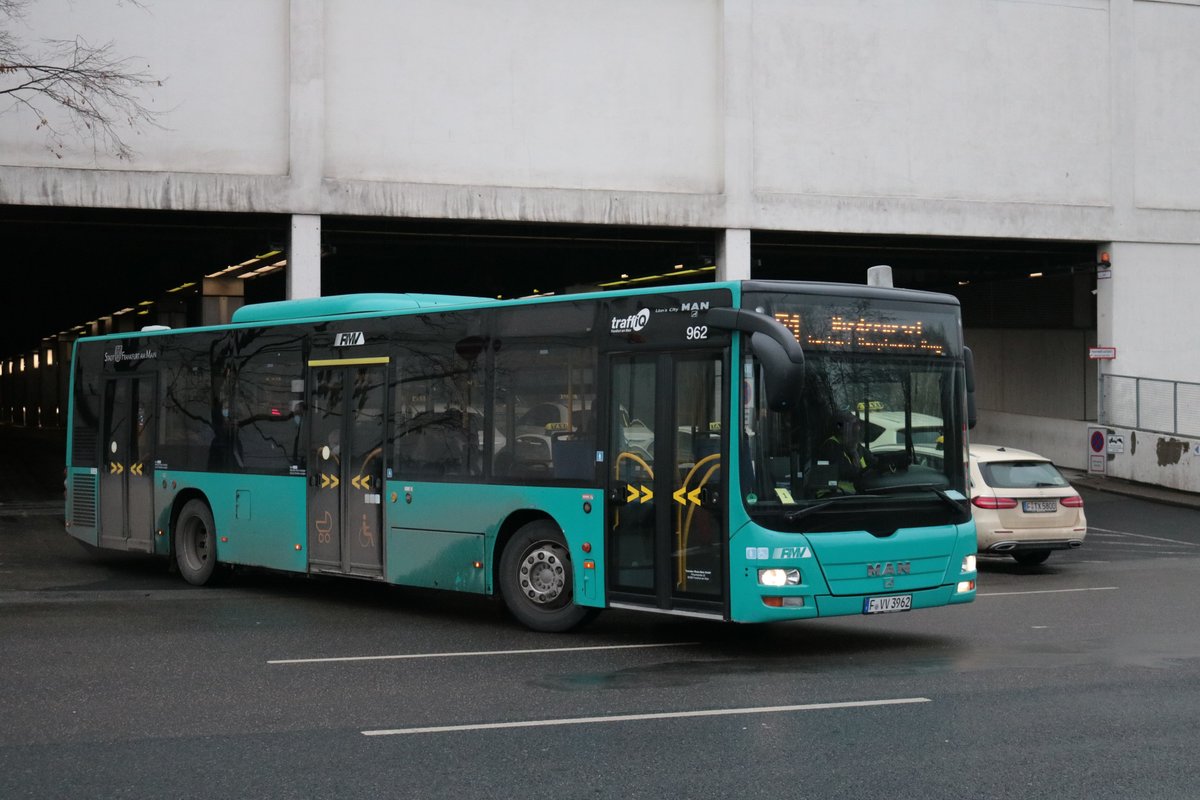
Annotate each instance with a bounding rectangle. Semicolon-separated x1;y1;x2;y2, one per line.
675;452;720;588
614;451;653;480
613;451;654;529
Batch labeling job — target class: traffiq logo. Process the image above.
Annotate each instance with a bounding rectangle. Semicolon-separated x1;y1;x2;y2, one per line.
610;308;650;334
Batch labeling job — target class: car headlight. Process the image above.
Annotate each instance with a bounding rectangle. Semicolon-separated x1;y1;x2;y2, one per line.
961;554;976;574
758;568;801;587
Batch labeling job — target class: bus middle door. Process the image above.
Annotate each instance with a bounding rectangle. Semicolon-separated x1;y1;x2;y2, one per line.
307;359;388;579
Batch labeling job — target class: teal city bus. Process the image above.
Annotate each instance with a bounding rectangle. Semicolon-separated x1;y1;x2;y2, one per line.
64;279;978;631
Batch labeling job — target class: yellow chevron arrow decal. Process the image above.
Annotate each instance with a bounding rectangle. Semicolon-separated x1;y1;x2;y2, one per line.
688;487;702;506
640;485;653;503
672;487;687;506
627;484;640;503
321;473;330;488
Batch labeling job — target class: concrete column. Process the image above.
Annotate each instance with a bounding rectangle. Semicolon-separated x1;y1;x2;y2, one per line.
287;0;325;301
289;0;325;209
287;214;322;299
722;0;754;229
201;277;246;326
716;228;752;281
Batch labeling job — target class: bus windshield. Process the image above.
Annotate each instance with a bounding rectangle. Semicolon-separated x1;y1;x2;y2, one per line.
741;290;968;529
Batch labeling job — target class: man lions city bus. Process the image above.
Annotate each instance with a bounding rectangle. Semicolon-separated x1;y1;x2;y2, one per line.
65;280;978;631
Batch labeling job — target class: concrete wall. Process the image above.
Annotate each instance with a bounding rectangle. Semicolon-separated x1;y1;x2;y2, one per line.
971;410;1093;471
0;0;290;176
3;0;1199;244
1102;426;1200;492
976;411;1200;494
967;329;1097;421
1097;242;1200;385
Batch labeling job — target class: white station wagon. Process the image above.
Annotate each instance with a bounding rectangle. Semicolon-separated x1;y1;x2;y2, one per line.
969;444;1087;565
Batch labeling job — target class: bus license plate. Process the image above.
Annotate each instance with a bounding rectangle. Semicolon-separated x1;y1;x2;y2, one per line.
863;594;912;614
1022;499;1057;513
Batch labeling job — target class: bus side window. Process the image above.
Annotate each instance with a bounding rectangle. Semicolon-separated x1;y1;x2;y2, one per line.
492;341;596;482
393;342;483;479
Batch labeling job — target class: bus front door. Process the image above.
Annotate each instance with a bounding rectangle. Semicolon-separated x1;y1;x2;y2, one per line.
307;361;388;578
606;352;727;617
98;374;156;552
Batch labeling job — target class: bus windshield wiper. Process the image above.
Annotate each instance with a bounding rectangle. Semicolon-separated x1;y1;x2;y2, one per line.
862;483;967;514
784;494;865;521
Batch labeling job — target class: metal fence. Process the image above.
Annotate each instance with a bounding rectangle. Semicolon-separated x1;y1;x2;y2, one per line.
1102;374;1200;438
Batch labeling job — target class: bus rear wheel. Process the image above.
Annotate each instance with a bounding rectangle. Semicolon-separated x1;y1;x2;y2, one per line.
175;499;218;586
500;521;595;632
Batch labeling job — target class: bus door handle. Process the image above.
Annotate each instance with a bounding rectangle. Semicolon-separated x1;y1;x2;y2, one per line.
608;481;631;506
700;486;721;508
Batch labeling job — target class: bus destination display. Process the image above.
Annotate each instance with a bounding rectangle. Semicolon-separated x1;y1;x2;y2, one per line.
773;311;949;356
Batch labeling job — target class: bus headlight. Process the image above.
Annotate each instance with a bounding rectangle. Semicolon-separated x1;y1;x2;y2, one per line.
961;555;976;574
758;568;801;587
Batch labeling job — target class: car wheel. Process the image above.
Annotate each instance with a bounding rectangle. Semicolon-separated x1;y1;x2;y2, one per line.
1012;549;1051;566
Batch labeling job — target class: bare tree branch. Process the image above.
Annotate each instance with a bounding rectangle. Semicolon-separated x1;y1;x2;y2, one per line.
0;0;164;160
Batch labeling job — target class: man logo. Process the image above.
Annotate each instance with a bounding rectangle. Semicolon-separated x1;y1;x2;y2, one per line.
867;562;911;577
334;331;364;347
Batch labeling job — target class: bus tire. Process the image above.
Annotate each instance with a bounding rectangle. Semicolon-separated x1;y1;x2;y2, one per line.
499;520;596;632
175;499;218;586
1012;549;1051;566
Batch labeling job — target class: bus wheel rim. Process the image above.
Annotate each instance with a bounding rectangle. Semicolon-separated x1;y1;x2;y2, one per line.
187;518;209;566
519;542;567;605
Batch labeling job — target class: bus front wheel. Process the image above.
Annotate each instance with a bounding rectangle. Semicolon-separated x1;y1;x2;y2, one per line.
175;499;218;586
500;521;595;632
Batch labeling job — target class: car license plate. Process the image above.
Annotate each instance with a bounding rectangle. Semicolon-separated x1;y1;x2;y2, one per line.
863;594;912;614
1022;499;1057;513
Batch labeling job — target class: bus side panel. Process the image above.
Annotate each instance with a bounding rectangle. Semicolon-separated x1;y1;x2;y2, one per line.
157;471;308;573
387;528;486;594
385;481;606;606
65;466;100;547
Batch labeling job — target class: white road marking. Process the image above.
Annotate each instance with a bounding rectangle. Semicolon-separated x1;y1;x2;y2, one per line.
978;586;1117;597
269;641;700;665
361;697;931;737
1088;528;1200;547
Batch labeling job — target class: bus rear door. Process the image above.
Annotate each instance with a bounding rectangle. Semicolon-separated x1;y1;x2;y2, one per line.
98;373;156;552
605;351;727;618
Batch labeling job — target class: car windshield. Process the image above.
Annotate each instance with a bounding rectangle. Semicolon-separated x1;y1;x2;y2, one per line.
978;460;1069;489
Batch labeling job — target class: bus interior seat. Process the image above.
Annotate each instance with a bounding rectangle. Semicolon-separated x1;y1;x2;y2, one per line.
551;435;594;480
